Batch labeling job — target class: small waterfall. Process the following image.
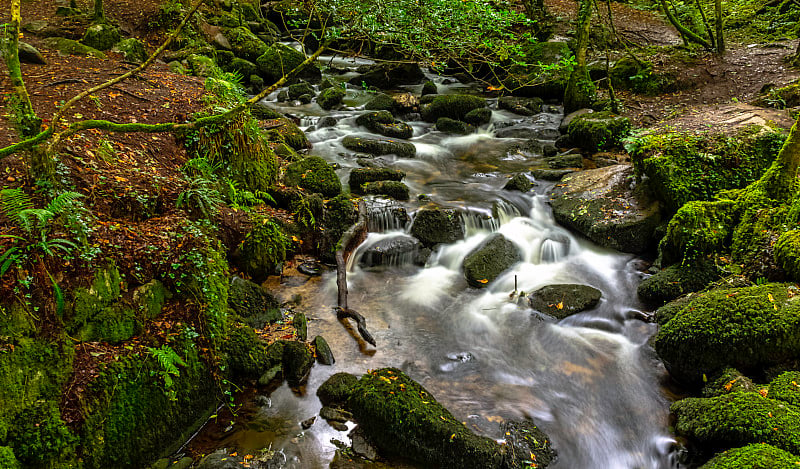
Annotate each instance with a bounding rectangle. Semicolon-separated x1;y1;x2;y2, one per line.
365;199;410;233
461;208;498;235
540;234;571;263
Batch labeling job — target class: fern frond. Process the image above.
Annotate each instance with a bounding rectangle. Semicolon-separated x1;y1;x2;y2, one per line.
17;209;54;235
0;188;34;226
147;345;186;376
46;191;84;215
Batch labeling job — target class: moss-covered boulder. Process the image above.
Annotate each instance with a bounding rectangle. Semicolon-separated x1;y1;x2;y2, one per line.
362;181;410;200
346;368;507;469
700;443;800;468
287;81;314;99
318;86;345;110
222;26;270;62
769;371;800;408
503;173;533;192
317;372;359;406
186;54;223;78
629;129;786;213
313;336;335;365
320;194;358;263
410;207;465;247
753;82;800;109
463;233;522;288
566;111;630;152
81;23;121;51
701;368;757;397
237;217;289;282
348;167;405;193
365;93;396;112
498;96;543;116
292;312;307;341
43;37;106;58
421;95;487;122
436;117;473;135
637;261;719;305
658;199;737;266
228;277;281;328
7;400;76;467
342;136;416;158
282;341;314;386
775;230;800;282
529;284;602;319
226;57;257;79
283;156;342;197
609;57;676;95
356;111;413;139
672;392;800;455
256;43;320;84
266;117;309;150
421;80;438;95
464;107;492;126
350;63;425;89
224;323;273;380
113;38;147;63
0;447;21;469
549;165;661;254
654;283;800;386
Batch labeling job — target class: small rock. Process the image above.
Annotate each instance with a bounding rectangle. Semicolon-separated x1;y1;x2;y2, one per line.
18;42;46;64
320;406;353;422
503;173;533;192
301;416;316;429
313;335;335;365
529;284;602;319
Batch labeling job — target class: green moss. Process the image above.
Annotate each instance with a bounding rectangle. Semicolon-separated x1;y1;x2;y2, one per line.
8;400;76;466
228;277;281;328
292;312;307;341
318;87;346;110
361;181;410;200
226;57;257;78
266;118;309;150
113;38;147;63
238;215;290;281
0;447;21;469
420;95;487;122
341;136;416;158
768;371;800;408
421;80;438;95
44;37;106;58
566;111;630;152
222;26;269;62
630;128;786;213
0;302;36;338
701;443;800;468
754;83;800;110
637;261;719;305
730;193;787;276
436;117;473;135
133;280;170;320
81;23;121;51
75;304;139;344
355;111;413;139
255;43;320;84
184;238;230;343
224;323;272;381
702;368;757;398
654;283;800;386
186;54;224;78
409;208;464;247
365;93;395;112
346;368;505;469
348;167;405;193
658;199;737;265
775;230;800;281
464;107;492;126
80;342;216;469
282;341;314;386
283;156;342;197
672;391;800;455
317;372;359;406
609;57;676;95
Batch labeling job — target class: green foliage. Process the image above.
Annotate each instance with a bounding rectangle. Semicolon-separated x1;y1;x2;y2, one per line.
283;156;342;197
238;215;290;280
177;177;223;219
7;400;76;466
701;443;800;469
659;199;736;265
146;345;187;401
0;447;21;469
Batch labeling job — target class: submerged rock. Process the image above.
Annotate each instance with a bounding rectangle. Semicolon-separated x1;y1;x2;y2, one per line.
549;165;661;254
504;173;533;192
436;117;474;135
463;233;522;288
529;284;602;319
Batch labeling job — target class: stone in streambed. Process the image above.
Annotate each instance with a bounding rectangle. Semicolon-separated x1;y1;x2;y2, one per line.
356;111;413;139
317;86;345;110
348;167;405;193
362;181;410;200
504;173;533;192
282;341;314;387
463;233;522;288
317;372;359;406
498;96;543;116
529;284;602;319
409;207;464;247
436;117;473;135
313;335;335;365
342;136;416;158
421;94;487;122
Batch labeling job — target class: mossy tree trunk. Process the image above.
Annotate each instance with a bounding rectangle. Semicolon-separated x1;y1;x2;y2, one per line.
94;0;105;22
714;0;725;54
659;0;712;49
758;117;800;201
563;0;596;113
3;0;41;138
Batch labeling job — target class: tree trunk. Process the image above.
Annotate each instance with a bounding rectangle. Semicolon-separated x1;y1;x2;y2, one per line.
659;0;713;49
564;0;595;112
714;0;725;54
3;0;41;138
94;0;105;22
759;116;800;201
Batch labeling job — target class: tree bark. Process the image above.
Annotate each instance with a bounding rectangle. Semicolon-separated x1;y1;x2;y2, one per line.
3;0;41;138
94;0;105;22
714;0;725;54
659;0;713;49
564;0;595;112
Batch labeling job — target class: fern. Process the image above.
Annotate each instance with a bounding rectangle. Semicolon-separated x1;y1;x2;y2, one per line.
17;208;54;236
46;191;84;215
0;188;34;226
148;345;187;375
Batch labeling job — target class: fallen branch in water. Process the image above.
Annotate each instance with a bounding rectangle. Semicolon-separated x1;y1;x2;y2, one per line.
334;199;374;346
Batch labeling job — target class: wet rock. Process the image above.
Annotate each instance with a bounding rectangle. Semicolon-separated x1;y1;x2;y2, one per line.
82;23;121;51
498;96;544;116
495;125;560;140
529;284;602;319
531;168;574;181
502;419;556;468
317;116;338;128
355;111;413;139
421;94;487;122
346;368;506;469
409;207;465;247
464;107;492;126
392;92;419;113
349;167;405;193
301;416;316;429
350;428;378;460
342;136;416;158
283;156;342;197
463;233;522;288
654;283;800;387
549;165;661;254
292;312;307;341
349;62;425;89
257;364;282;386
228;277;282;328
421;80;438;95
298;261;323;276
566;111;631;152
318;372;359;406
362;181;410;200
318;86;345;110
358;235;421;268
559;108;593;133
288;81;315;99
545;154;583;169
196;450;245;469
313;335;335;365
436;117;473;135
637;261;719;306
503;173;533;192
593;156;619;167
320;406;353;423
251;102;284;120
364;93;396;112
282;341;314;387
18;42;46;64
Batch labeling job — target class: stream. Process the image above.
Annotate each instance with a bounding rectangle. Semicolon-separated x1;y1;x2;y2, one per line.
189;54;682;469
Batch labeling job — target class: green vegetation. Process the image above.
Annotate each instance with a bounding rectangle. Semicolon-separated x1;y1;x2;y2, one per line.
283;156;342;197
567;111;630;152
701;444;800;468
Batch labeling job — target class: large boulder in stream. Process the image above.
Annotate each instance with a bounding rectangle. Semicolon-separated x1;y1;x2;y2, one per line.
345;368;516;469
409;207;465;247
654;283;800;387
528;284;602;319
342;136;416;158
463;233;522;288
549;165;661;254
421;95;487;122
356;111;414;139
349;63;425;89
700;444;800;469
349;167;405;193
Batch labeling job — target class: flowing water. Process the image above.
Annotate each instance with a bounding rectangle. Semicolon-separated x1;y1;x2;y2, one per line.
191;55;681;469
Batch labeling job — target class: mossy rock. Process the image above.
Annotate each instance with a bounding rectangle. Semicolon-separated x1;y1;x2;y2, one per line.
222;26;270;62
266;118;309;150
349;167;405;193
529;284;602;319
256;43;320;84
292;312;307;341
356;111;413;139
768;371;800;408
609;57;676;95
320;194;358;263
498;96;543;116
365;93;396;112
67;264;139;343
409;207;465;247
701;368;757;397
464;107;492;126
288;81;315;99
282;341;314;386
346;368;507;469
463;233;522;288
113;38;147;63
654;283;800;386
342;136;416;158
775;230;800;282
186;54;223;78
637;261;719;305
566;111;630;152
421;95;487;122
421;80;438;95
7;400;76;466
658;199;737;266
74;304;139;344
362;181;410;200
251;103;285;120
436;117;473;135
237;217;289;282
0;447;21;469
753;82;800;109
503;173;533;192
700;443;800;468
317;87;346;110
224;323;273;380
653;294;694;325
350;63;425;89
226;57;257;79
313;336;335;365
672;391;800;455
43;37;106;58
82;23;121;51
501;419;556;468
283;156;342;197
228;277;281;328
0;302;36;338
132;280;169;320
317;372;358;406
